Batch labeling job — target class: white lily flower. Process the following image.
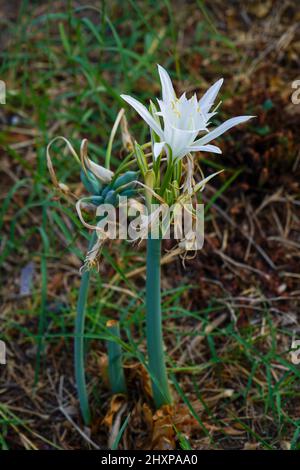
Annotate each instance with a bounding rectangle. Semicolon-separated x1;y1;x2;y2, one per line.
121;64;254;161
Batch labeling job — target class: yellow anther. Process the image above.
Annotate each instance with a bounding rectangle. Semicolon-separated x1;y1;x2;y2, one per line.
171;100;181;117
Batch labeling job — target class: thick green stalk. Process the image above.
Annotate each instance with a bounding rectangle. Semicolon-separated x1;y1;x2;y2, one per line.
75;232;97;425
146;237;172;408
106;320;127;394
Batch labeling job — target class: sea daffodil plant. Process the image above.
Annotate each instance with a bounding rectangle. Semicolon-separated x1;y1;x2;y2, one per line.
47;65;253;425
121;65;253;409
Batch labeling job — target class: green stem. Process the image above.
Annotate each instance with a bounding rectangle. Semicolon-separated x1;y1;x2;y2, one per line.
106;320;127;394
146;238;172;408
75;231;97;425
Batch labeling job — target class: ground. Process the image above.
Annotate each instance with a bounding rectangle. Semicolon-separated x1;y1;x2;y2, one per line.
0;0;300;450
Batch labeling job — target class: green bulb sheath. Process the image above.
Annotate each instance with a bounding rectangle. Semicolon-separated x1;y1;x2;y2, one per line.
146;237;172;408
106;320;127;394
75;231;97;425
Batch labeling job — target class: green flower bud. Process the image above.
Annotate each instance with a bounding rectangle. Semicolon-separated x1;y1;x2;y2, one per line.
91;195;104;206
81;169;102;195
112;171;137;190
120;188;137;198
104;189;118;206
101;184;112;198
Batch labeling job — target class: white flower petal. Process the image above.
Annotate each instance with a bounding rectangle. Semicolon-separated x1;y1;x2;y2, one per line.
157;64;176;103
167;125;199;158
121;94;164;139
175;148;190;161
87;159;114;183
189;144;222;154
199;78;223;112
153;142;165;160
193;115;254;146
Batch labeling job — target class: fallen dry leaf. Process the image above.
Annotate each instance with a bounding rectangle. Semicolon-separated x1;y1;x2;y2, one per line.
102;394;127;428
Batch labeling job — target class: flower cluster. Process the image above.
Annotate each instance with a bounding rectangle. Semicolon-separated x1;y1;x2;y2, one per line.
121;64;253;161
